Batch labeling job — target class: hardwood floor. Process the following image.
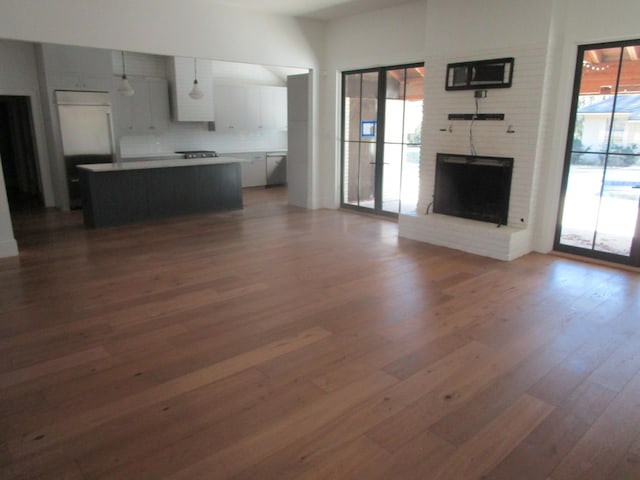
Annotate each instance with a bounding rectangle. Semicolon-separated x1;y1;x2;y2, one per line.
1;186;639;479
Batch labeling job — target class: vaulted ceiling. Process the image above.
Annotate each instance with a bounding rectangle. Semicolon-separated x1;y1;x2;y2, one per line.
206;0;419;20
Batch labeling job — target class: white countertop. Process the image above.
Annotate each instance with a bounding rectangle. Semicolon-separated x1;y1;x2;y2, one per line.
77;156;248;172
120;153;184;161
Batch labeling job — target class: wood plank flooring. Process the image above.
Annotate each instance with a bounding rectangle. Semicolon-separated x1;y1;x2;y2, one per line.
1;186;640;479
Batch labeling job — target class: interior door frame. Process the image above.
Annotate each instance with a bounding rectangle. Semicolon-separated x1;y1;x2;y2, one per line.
340;62;424;219
554;39;640;267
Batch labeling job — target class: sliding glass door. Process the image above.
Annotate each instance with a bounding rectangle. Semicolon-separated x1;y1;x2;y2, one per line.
341;63;424;216
556;40;640;266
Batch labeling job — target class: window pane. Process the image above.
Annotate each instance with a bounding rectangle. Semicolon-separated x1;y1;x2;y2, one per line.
382;143;402;213
358;143;376;208
344;141;360;205
609;47;640;154
404;99;423;145
384;98;405;144
574;47;622;153
619;45;640;94
341;63;423;216
386;69;406;100
406;66;424;99
593;155;640;256
344;74;362;141
361;72;378;142
559;153;604;249
557;41;640;265
580;47;622;95
400;145;421;215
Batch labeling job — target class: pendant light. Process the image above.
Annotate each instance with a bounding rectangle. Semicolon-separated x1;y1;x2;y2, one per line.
118;51;135;96
189;58;204;100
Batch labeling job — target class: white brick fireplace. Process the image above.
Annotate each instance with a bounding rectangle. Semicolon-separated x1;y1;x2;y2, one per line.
399;44;551;261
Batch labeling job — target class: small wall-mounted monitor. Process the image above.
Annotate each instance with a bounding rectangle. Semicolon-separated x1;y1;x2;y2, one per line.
446;58;514;90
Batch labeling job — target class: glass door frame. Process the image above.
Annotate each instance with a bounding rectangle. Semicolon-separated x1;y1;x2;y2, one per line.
554;39;640;267
340;62;424;218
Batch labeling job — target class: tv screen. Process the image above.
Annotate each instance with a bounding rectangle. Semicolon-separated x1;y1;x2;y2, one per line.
472;64;505;83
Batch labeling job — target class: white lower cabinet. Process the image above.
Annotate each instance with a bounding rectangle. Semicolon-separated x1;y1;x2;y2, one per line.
223;153;267;187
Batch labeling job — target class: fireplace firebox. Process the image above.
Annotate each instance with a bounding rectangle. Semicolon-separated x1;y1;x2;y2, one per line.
433;153;513;225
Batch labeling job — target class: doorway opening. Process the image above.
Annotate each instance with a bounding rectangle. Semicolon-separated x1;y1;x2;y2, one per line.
341;63;424;217
0;95;43;213
555;40;640;267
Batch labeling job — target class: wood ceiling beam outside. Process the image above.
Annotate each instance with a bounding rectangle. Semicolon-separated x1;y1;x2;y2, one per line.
627;46;639;62
586;50;602;64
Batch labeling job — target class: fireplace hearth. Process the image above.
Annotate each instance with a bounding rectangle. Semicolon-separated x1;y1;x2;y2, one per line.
433;153;513;225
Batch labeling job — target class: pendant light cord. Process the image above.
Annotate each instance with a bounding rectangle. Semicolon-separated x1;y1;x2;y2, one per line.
188;58;204;99
121;51;127;78
193;58;198;84
118;51;135;96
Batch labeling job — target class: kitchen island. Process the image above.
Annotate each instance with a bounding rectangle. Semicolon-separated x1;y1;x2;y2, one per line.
77;157;245;228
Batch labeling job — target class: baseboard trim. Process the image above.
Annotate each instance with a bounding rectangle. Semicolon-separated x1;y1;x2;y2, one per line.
550;251;640;273
0;238;18;258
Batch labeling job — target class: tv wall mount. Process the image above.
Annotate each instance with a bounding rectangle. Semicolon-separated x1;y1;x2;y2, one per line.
446;57;514;91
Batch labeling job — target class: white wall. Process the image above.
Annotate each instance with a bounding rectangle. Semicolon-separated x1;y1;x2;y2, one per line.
0;39;55;258
0;0;324;69
0;155;18;257
423;0;553;53
288;73;310;208
319;0;428;208
0;39;54;206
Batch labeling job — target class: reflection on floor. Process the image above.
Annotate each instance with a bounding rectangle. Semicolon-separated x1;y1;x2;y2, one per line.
8;186;290;249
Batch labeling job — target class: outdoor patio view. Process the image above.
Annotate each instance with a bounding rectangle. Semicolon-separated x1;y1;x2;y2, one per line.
558;42;640;263
342;65;423;216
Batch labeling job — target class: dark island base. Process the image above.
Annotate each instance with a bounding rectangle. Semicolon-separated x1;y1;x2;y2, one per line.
79;163;243;228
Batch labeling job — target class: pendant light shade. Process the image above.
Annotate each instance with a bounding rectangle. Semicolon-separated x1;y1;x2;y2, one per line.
189;58;204;100
118;51;135;96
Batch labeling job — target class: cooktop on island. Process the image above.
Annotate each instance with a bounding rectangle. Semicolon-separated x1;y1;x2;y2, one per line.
175;150;218;159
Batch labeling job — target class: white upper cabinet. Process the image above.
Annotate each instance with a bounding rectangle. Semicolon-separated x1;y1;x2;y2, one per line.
111;77;170;136
39;44;113;91
167;56;214;122
259;86;287;131
214;84;287;132
214;85;251;131
145;79;170;132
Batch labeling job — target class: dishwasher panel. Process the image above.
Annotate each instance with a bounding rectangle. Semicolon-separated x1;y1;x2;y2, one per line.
266;153;287;186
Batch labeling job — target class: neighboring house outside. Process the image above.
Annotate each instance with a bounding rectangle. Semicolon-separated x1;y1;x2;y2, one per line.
576;94;640;161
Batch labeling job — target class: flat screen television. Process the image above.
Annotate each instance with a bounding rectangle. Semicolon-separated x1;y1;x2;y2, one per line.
433;153;513;225
446;58;514;90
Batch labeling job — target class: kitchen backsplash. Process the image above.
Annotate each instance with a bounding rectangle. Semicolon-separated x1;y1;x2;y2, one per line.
119;123;287;157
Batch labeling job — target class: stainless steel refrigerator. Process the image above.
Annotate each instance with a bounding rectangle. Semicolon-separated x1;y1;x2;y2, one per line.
55;90;116;208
